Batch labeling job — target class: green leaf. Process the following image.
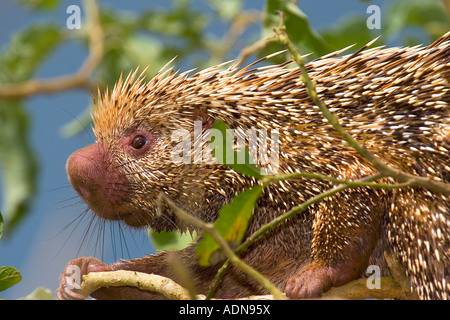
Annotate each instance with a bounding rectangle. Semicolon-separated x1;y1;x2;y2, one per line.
0;23;63;83
384;0;449;42
208;0;243;21
196;185;263;266
263;0;333;58
0;266;22;292
19;287;55;300
211;120;263;179
149;230;197;252
0;102;39;236
123;35;166;73
96;5;209;85
0;24;61;235
16;0;60;11
321;15;377;51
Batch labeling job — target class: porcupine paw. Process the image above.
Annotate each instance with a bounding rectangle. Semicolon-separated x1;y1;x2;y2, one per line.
57;257;111;300
285;263;335;299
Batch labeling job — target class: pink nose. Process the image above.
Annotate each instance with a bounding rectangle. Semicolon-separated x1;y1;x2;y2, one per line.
66;143;131;220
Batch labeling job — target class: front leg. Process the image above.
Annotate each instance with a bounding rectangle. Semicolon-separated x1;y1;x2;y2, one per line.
57;255;175;300
285;188;388;299
57;245;208;300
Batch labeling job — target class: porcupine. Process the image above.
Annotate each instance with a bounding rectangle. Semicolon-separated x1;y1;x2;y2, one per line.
57;32;450;300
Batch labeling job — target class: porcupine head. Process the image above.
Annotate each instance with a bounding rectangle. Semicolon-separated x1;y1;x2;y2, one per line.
66;64;266;235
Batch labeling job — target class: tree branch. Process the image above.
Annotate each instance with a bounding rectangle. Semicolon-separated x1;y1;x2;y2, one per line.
234;34;273;69
78;267;417;300
0;0;104;99
212;10;260;63
79;270;194;300
261;172;413;190
442;0;450;19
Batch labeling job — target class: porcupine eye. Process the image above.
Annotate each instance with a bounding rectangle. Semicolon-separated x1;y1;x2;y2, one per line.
131;135;147;149
124;130;155;157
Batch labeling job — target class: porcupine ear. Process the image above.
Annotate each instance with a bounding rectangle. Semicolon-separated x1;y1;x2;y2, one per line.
192;108;215;130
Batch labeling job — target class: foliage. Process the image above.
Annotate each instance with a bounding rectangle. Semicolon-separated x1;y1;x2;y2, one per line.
197;184;263;266
0;213;22;298
149;230;198;252
209;120;263;179
19;287;56;300
262;0;333;60
0;24;62;235
0;266;22;295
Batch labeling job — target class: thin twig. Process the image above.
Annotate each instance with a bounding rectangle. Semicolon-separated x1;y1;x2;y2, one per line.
261;172;413;189
206;173;383;298
214;10;260;63
158;193;287;300
239;174;382;255
0;0;104;99
442;0;450;19
234;35;273;69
